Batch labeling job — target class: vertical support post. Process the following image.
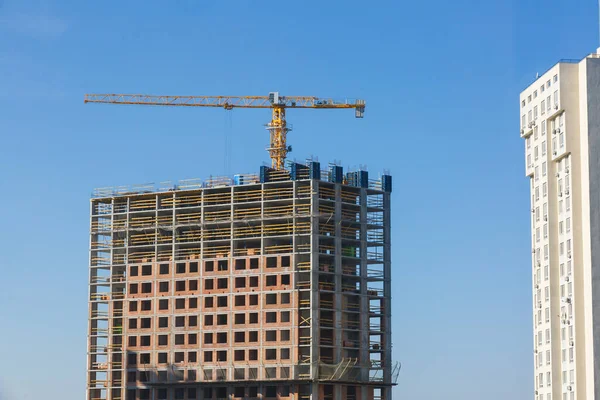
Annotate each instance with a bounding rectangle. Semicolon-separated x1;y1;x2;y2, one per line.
334;183;343;400
111;197;118;400
87;200;94;400
359;187;370;394
382;191;392;399
310;180;321;392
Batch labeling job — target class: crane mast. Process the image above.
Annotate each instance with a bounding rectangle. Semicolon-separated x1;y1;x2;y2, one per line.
84;92;365;170
267;105;289;170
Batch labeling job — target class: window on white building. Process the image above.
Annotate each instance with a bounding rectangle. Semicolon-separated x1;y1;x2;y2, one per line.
547;95;551;111
559;179;563;194
559;200;564;213
566;217;571;232
542;142;547;156
545;307;550;322
543;182;547;197
560;242;564;256
560;263;565;276
545;286;549;302
534;105;539;118
535;146;539;160
536;227;541;242
567;261;572;275
559;133;565;148
528;154;532;167
554;90;559;106
542;162;547;176
544;244;549;260
541;100;546;114
566;196;571;211
569;348;574;362
543;224;548;239
559;221;564;234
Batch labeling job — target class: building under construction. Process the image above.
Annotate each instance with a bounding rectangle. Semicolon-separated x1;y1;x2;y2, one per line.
87;160;395;400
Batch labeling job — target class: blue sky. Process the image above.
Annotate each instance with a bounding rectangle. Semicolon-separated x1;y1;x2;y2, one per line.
0;0;599;399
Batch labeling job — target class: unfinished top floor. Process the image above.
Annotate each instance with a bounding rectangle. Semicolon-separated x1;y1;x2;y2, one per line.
91;160;392;212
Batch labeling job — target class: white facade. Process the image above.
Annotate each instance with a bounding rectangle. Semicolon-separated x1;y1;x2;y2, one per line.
521;51;600;400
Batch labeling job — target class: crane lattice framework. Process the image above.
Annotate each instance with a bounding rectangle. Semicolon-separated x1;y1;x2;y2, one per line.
84;92;366;170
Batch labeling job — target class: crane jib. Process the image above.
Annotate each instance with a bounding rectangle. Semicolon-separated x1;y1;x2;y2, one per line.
84;92;366;169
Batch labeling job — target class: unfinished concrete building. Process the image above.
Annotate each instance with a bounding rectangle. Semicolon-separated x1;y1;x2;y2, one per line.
87;161;396;400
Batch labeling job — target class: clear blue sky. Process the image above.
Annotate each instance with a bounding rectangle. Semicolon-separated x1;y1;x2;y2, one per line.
0;0;599;399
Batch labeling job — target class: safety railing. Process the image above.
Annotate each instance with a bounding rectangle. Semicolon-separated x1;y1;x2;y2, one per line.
264;244;293;254
319;186;336;201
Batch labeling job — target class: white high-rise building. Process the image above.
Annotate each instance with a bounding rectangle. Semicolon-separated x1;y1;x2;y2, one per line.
521;50;600;400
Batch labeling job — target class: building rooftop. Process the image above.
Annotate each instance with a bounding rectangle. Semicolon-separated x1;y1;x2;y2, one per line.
92;159;392;199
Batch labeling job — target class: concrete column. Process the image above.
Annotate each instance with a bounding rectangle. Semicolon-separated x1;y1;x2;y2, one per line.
359;188;369;383
334;183;343;360
310;181;320;382
333;184;342;400
383;192;392;399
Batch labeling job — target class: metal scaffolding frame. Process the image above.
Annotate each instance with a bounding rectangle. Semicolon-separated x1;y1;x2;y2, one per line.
87;161;393;400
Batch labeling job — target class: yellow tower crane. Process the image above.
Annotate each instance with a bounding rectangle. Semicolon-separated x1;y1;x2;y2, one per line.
84;92;365;170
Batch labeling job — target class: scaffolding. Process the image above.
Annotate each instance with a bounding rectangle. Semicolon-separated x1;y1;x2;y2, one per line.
87;161;393;400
